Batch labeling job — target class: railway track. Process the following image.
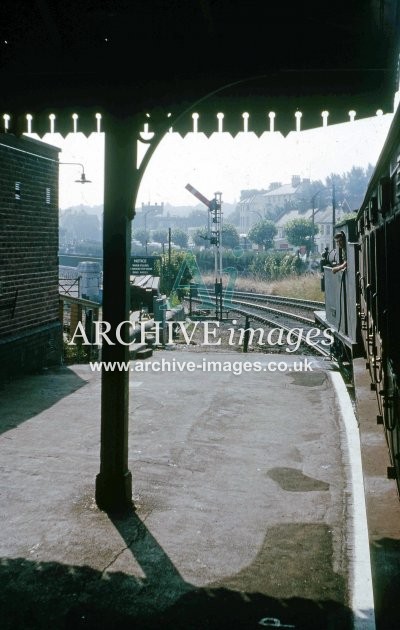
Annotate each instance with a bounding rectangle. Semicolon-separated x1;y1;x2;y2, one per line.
189;291;331;357
221;290;324;311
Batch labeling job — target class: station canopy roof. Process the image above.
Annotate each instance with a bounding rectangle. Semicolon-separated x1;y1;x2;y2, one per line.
0;0;399;137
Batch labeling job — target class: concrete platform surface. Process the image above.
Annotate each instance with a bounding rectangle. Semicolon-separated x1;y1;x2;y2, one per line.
0;352;370;629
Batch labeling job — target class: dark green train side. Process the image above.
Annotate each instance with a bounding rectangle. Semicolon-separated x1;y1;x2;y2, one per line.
315;105;400;497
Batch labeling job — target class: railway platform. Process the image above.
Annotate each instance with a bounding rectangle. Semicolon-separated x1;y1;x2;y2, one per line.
0;350;374;629
352;358;400;630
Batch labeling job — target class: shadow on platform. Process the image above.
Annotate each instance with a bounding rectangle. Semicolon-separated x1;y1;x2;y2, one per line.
0;367;87;435
370;537;400;630
0;507;357;630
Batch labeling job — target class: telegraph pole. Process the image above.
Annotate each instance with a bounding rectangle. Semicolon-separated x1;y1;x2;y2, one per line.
211;192;223;320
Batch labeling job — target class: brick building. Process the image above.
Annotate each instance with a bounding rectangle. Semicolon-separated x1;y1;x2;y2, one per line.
0;134;62;379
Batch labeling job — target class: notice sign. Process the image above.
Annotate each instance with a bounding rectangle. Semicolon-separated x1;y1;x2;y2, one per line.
130;256;161;275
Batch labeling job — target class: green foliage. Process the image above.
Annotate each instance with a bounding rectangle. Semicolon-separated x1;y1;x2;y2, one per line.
161;250;193;294
224;205;241;227
193;249;215;271
221;223;240;249
193;227;210;247
249;252;269;277
163;250;190;275
285;218;318;253
242;166;374;218
63;338;92;364
192;249;306;281
220;250;255;272
194;249;255;273
151;228;169;244
339;212;357;222
248;220;277;250
325;165;373;211
132;228;149;246
192;224;239;249
172;228;189;248
249;251;307;280
167;291;182;307
186;208;209;227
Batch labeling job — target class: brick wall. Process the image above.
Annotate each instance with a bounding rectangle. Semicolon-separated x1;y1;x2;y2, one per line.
0;133;62;379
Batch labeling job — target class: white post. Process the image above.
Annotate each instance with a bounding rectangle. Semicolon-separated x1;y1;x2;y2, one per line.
3;114;10;131
26;114;33;134
295;111;302;132
95;113;102;133
192;113;199;133
268;111;275;132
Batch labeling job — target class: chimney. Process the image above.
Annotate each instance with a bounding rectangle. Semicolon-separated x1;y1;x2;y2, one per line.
269;182;282;191
291;175;301;187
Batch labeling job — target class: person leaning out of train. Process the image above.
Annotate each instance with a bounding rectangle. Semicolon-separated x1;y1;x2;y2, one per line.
332;231;347;273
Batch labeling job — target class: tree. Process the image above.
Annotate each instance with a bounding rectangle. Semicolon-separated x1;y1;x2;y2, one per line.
248;220;277;250
132;228;149;246
172;228;189;248
322;165;374;213
224;204;241;227
339;212;357;222
193;224;239;248
221;223;240;249
152;228;169;245
343;166;371;210
185;208;209;228
193;227;209;247
293;179;326;212
60;210;101;242
285;218;318;255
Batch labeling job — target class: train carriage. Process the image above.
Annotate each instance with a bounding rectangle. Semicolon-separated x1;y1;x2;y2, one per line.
318;105;400;496
315;218;360;365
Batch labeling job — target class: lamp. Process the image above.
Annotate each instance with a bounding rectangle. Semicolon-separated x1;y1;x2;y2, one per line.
59;162;92;184
75;171;91;184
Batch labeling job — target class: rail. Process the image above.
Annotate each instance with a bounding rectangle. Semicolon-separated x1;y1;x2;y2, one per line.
226;290;324;310
190;293;331;357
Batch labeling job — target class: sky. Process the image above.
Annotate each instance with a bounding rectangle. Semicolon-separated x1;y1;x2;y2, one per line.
30;108;395;211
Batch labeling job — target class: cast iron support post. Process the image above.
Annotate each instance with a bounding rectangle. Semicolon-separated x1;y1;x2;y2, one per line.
95;117;137;512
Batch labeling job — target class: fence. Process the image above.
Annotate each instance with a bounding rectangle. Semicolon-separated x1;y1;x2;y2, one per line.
59;266;80;298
